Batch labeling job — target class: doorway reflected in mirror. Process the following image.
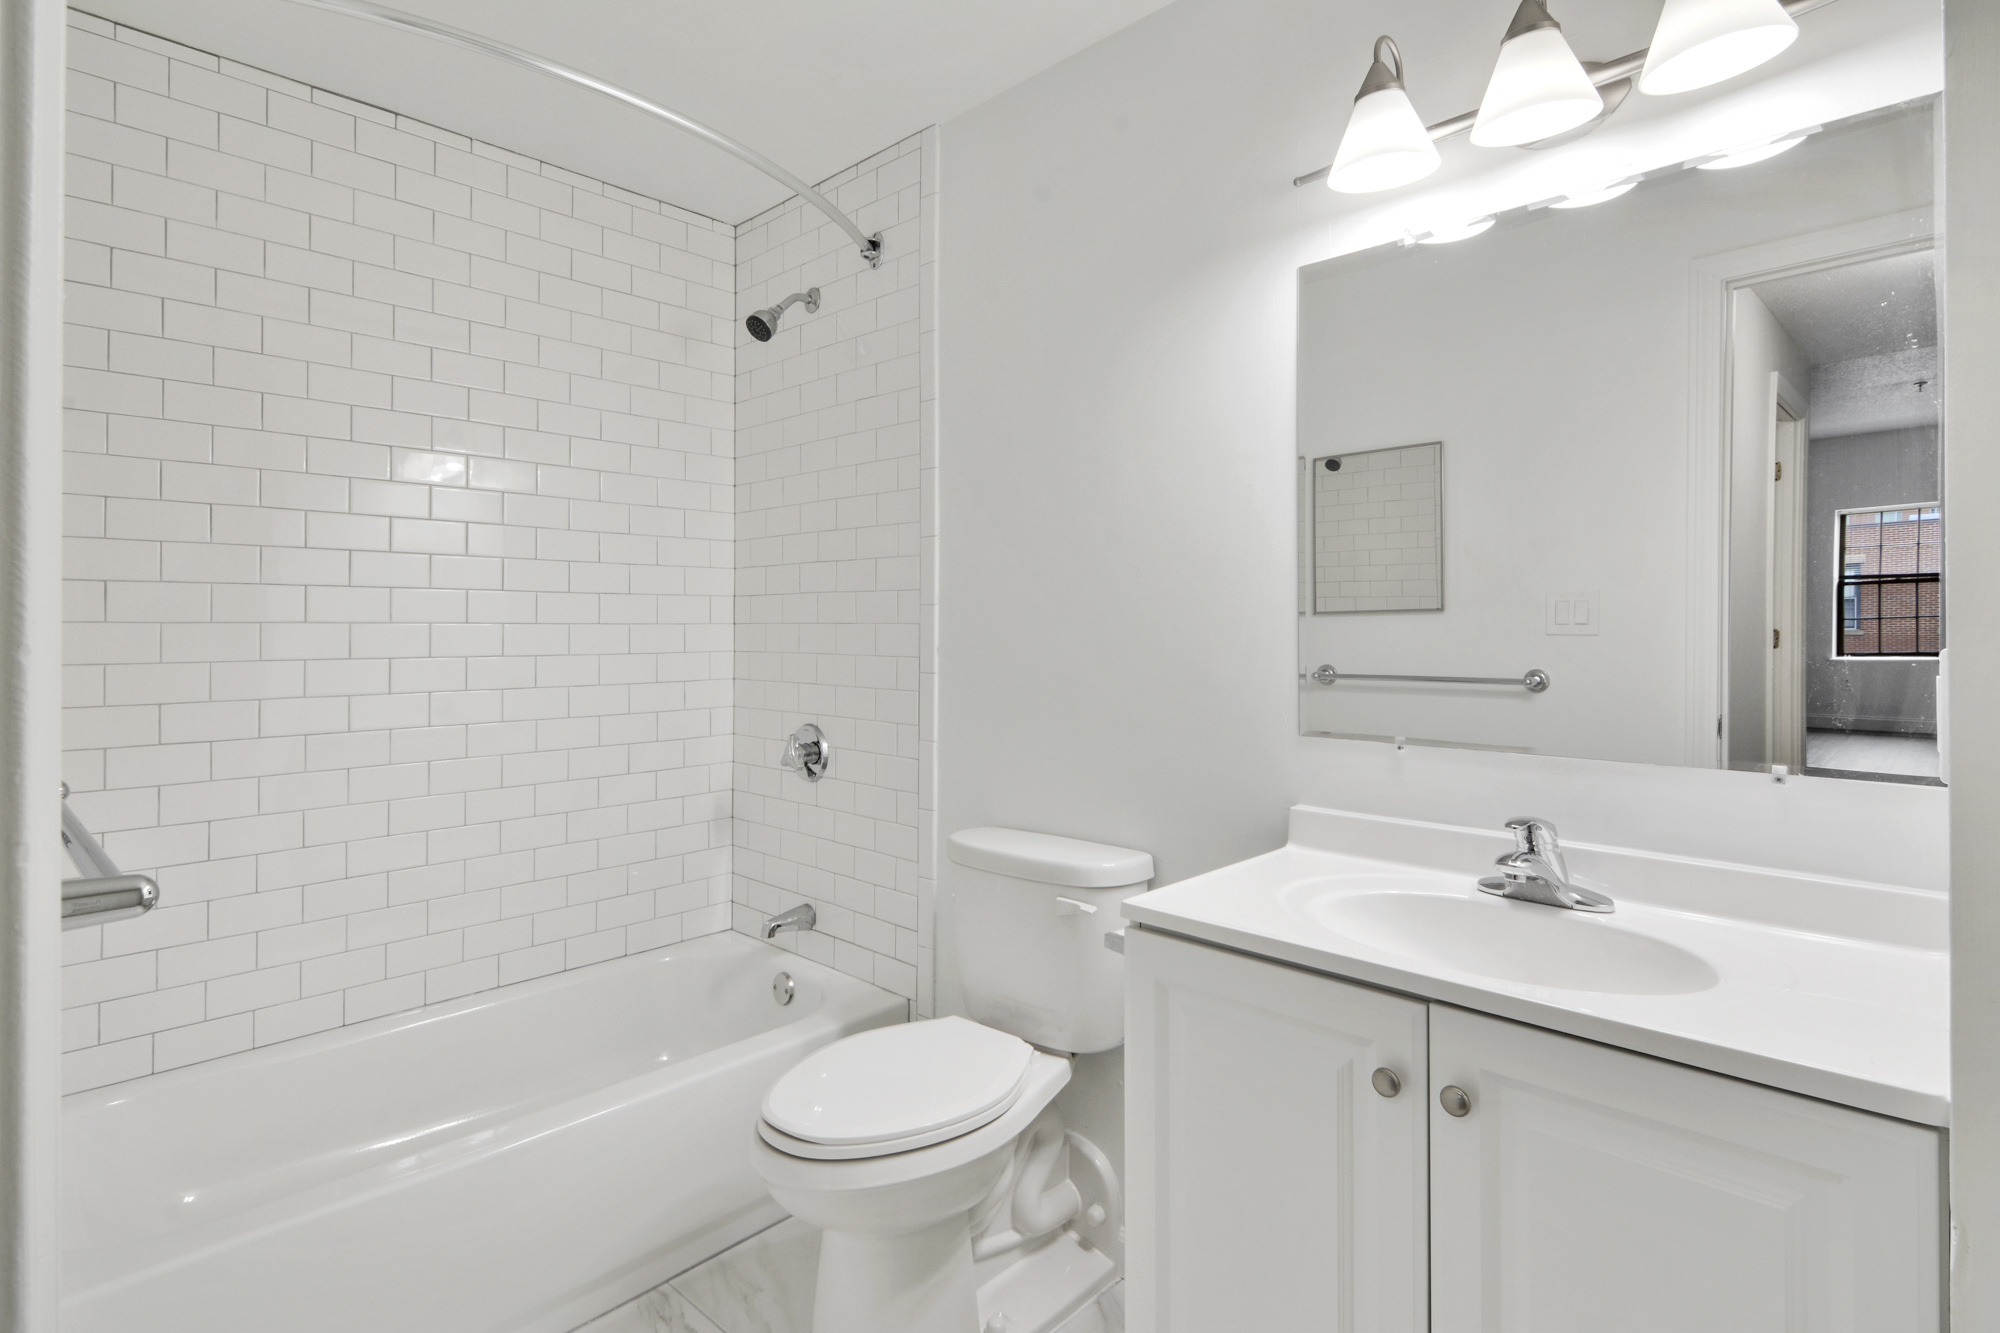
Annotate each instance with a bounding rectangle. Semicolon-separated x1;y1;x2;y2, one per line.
1732;247;1941;786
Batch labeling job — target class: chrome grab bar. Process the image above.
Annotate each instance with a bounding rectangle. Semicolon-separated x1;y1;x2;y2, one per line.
1307;664;1551;693
60;782;160;929
63;875;160;925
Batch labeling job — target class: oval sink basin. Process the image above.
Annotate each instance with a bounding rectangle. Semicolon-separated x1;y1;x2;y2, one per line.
1302;889;1721;996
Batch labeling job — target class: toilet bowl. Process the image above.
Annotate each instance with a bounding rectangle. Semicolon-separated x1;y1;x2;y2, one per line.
752;1020;1073;1333
751;828;1153;1333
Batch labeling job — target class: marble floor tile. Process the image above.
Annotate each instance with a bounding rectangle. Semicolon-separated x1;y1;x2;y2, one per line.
669;1217;821;1333
1053;1281;1125;1333
572;1284;726;1333
577;1219;1120;1333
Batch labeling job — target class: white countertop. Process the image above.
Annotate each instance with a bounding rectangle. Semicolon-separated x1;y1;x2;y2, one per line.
1120;806;1949;1126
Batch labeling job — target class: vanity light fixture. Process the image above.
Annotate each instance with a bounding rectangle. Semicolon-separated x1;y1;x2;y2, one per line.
1326;37;1443;194
1471;0;1604;147
1418;216;1498;244
1693;127;1817;168
1293;0;1837;192
1639;0;1800;95
1550;178;1639;207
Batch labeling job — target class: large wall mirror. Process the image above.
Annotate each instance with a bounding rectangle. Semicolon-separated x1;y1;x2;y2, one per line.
1297;97;1938;785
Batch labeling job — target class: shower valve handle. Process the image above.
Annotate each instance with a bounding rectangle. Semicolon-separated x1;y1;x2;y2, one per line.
781;723;831;781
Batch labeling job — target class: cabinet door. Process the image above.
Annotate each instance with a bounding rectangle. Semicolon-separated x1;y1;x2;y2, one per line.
1126;929;1428;1333
1430;1005;1942;1332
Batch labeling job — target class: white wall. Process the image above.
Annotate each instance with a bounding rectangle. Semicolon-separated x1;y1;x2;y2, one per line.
59;14;739;1092
729;129;937;1013
1948;0;2000;1321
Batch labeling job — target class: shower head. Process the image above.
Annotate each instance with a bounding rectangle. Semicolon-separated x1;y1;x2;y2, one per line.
745;287;821;342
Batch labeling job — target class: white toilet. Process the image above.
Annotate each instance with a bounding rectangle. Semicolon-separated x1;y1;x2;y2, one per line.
751;827;1153;1333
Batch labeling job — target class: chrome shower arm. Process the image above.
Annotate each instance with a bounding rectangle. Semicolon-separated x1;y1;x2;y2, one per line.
275;0;885;268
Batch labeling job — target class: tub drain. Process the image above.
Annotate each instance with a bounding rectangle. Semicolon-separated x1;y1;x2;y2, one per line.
773;971;795;1006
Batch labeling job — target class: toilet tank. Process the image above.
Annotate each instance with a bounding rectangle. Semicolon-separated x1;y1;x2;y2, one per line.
946;827;1154;1055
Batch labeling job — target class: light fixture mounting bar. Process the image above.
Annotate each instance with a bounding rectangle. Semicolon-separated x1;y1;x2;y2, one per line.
1294;0;1838;188
272;0;886;267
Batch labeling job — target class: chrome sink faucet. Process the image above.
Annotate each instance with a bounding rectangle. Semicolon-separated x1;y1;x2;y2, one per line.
1477;817;1614;913
763;903;817;939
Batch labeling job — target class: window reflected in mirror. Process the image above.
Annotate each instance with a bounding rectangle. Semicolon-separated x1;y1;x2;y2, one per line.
1837;507;1941;657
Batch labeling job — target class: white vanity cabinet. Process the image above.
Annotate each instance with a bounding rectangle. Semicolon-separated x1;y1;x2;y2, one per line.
1125;927;1430;1333
1126;929;1944;1333
1429;1005;1943;1333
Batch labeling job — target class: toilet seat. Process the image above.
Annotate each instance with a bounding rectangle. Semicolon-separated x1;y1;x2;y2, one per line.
759;1017;1036;1161
754;1050;1073;1189
757;1092;1020;1160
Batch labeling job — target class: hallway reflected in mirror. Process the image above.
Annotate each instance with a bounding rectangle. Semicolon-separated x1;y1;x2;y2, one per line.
1736;246;1942;787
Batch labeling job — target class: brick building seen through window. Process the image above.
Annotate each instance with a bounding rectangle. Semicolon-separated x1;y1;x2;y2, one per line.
1838;506;1942;656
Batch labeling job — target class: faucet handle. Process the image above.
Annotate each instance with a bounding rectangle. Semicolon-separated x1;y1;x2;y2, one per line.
1502;817;1567;879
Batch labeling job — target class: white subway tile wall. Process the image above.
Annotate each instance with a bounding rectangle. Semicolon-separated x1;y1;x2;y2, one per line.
59;13;740;1093
730;131;937;1015
1310;442;1443;613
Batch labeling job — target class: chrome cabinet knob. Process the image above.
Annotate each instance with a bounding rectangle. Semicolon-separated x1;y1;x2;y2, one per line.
1439;1085;1472;1117
1371;1067;1402;1098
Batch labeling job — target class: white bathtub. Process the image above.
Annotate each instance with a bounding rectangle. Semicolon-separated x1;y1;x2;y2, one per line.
62;932;904;1333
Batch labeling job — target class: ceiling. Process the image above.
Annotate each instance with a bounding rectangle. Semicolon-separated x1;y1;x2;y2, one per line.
77;0;1177;224
1753;247;1937;365
1749;248;1938;437
1807;346;1938;437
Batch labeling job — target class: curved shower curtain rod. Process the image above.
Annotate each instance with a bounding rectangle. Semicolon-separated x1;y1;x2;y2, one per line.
273;0;885;268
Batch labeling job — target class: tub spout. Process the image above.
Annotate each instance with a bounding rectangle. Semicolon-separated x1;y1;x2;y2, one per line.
764;904;816;939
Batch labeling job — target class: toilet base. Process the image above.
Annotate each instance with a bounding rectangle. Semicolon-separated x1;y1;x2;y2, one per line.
813;1217;980;1333
976;1226;1117;1333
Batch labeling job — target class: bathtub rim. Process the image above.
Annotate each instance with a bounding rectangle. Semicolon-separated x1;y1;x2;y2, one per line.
63;928;897;1110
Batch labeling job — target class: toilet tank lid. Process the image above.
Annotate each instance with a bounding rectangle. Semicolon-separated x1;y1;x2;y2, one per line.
946;827;1154;888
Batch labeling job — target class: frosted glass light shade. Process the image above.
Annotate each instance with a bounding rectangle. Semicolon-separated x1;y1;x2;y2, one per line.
1640;0;1799;96
1471;26;1604;147
1329;86;1442;193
